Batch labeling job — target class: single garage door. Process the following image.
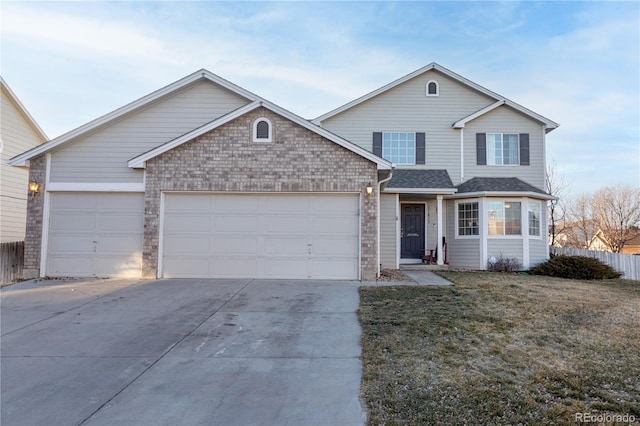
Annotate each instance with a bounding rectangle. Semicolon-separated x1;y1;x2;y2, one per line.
162;193;360;279
46;192;144;278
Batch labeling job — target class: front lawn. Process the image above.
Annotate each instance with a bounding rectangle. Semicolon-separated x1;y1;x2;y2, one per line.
358;272;640;425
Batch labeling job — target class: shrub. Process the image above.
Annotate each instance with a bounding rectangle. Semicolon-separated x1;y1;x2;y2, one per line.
530;255;622;280
487;254;523;272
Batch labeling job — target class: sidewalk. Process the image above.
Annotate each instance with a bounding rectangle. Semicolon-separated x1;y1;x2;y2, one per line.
367;270;453;286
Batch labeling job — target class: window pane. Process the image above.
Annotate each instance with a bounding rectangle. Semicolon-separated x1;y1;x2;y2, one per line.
488;201;504;235
505;202;521;235
528;203;541;236
504;134;519;165
382;132;416;165
457;202;479;236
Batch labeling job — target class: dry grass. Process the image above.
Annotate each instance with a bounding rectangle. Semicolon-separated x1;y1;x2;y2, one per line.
358;272;640;425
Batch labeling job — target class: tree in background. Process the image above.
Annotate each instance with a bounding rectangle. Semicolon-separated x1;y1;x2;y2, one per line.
545;161;566;246
590;184;640;253
564;194;595;248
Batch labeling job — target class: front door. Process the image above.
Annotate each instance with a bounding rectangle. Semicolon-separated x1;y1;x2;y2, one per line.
401;204;425;259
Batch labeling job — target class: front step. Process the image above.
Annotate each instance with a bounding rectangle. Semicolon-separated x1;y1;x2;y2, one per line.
400;264;449;271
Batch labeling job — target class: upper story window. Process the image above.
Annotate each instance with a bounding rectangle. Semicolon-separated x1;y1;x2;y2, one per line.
383;132;415;165
253;117;272;142
426;80;439;96
488;201;521;235
487;133;519;165
457;201;479;236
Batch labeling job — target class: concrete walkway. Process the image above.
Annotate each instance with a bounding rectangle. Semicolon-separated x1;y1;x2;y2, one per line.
1;278;365;426
365;270;453;286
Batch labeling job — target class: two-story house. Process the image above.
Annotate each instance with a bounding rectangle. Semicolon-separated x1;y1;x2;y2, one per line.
314;63;558;271
9;64;557;280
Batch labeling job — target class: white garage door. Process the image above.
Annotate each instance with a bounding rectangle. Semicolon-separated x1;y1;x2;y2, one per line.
46;193;144;278
162;193;360;279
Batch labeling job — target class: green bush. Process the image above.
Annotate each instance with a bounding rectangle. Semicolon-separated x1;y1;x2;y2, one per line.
530;255;622;280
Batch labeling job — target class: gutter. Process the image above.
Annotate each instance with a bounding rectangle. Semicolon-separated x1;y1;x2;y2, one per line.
376;165;396;278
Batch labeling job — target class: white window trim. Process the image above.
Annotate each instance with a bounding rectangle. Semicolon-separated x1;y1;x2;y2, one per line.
253;117;273;142
527;200;543;239
486;133;520;166
382;131;416;165
455;199;480;239
426;80;439;97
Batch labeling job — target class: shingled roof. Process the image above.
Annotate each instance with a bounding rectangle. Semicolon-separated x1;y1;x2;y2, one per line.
456;177;547;194
385;169;455;190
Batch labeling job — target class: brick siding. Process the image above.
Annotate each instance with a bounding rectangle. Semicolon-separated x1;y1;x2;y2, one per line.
144;107;379;279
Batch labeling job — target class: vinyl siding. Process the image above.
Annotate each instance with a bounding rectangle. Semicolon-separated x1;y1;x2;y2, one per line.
49;80;250;183
463;106;545;188
446;199;480;269
380;193;397;269
320;70;494;180
1;85;46;242
529;201;549;267
487;239;524;266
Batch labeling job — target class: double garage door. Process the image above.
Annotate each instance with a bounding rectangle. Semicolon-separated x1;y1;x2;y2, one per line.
162;193;360;279
46;192;360;280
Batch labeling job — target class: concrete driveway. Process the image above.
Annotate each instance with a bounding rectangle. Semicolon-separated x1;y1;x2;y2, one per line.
1;278;365;426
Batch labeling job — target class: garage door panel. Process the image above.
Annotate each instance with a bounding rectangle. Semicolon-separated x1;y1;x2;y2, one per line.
264;259;308;278
265;237;308;255
312;238;357;256
50;214;96;232
213;259;258;277
47;193;143;278
165;215;211;233
165;194;211;211
163;257;210;278
310;259;357;279
313;217;359;234
48;235;95;253
98;215;143;232
97;236;143;253
46;256;94;275
265;216;308;233
213;237;258;255
163;193;359;279
164;236;210;255
213;216;259;233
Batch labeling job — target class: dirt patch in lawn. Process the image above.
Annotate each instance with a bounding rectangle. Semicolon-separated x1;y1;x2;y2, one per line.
358;272;640;425
377;269;415;282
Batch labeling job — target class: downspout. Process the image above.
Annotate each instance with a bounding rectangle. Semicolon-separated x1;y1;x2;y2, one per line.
377;165;396;278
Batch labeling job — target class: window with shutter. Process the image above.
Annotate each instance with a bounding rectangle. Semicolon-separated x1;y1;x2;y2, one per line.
426;80;439;96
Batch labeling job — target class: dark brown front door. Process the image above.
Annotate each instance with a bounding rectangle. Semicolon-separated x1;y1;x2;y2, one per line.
401;204;425;259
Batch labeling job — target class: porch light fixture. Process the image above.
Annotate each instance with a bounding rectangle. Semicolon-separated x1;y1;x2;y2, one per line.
28;179;40;197
366;183;374;197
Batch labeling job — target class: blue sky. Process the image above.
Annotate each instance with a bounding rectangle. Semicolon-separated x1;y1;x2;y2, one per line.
2;1;638;197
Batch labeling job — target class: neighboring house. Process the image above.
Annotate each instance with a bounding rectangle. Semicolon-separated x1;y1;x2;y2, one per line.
621;232;640;255
9;63;558;280
1;77;48;243
553;221;604;250
314;63;558;270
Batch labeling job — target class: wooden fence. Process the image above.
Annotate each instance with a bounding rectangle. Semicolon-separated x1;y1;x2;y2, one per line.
1;241;24;285
551;247;640;281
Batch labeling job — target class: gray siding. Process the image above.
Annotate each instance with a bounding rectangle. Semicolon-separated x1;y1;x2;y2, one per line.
529;201;549;267
1;84;46;242
446;199;480;269
320;70;494;181
49;81;250;183
380;193;397;269
488;239;524;266
463;106;545;188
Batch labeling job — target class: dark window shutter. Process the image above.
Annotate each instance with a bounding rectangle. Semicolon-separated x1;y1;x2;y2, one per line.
476;133;487;165
373;132;382;157
416;132;425;164
256;120;269;139
519;133;530;165
428;82;437;95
